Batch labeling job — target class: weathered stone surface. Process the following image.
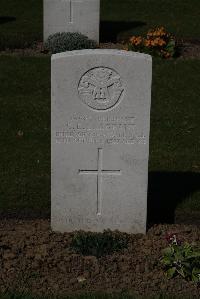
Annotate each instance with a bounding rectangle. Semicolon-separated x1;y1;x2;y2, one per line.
51;49;152;233
44;0;100;42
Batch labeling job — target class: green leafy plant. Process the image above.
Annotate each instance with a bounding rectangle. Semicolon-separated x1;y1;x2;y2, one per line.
71;230;129;258
124;27;177;58
161;234;200;283
44;32;97;54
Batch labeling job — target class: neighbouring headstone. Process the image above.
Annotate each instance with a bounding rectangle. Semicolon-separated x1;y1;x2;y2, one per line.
44;0;100;42
51;49;152;234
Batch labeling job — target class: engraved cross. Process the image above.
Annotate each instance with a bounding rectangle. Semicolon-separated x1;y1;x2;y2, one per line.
69;0;82;23
79;148;121;216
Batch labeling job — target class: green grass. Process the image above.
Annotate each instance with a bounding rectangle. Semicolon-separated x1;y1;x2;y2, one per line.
0;0;42;49
1;0;200;49
149;59;200;217
150;59;200;172
101;0;200;40
0;56;50;215
0;56;199;218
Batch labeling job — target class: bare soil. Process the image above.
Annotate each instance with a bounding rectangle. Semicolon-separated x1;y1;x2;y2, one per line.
99;40;200;59
0;219;199;298
0;40;200;59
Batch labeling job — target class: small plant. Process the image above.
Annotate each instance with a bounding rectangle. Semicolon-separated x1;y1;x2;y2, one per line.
44;32;97;54
161;233;200;283
124;27;176;58
71;230;129;258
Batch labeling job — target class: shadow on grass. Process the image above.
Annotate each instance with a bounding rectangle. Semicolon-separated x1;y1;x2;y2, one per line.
100;20;146;43
0;208;50;220
0;16;16;24
1;172;199;226
147;171;200;225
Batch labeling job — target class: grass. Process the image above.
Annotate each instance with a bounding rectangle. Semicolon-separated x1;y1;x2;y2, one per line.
0;56;199;219
0;56;50;215
101;0;200;41
1;0;200;49
150;59;200;215
0;0;42;49
150;59;200;172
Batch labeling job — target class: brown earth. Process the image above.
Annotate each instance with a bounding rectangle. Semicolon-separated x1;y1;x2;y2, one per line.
99;40;200;59
0;219;199;298
0;40;200;59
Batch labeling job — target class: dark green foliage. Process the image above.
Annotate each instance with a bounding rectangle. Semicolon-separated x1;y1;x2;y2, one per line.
44;32;97;54
71;230;129;258
161;236;200;282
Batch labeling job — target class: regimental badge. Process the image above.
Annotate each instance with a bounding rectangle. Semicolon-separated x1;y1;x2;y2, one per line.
78;67;124;111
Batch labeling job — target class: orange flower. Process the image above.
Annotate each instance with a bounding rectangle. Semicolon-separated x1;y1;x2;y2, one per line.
147;27;168;38
144;39;152;47
147;29;154;37
128;27;173;57
159;39;166;46
129;36;143;46
161;50;171;58
129;36;136;43
153;37;166;46
164;52;171;58
151;40;156;46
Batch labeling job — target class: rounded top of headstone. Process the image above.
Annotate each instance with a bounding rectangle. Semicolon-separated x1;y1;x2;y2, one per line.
51;49;152;62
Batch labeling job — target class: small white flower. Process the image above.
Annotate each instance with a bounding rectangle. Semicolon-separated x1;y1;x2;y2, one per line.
170;234;178;245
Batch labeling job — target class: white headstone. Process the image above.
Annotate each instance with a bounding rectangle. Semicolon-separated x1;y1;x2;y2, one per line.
51;49;152;234
44;0;100;42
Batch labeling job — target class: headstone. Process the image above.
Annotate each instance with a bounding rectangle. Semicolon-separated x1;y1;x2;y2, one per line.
44;0;100;42
51;49;152;234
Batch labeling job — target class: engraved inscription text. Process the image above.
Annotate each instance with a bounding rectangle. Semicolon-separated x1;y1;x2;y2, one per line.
56;114;146;145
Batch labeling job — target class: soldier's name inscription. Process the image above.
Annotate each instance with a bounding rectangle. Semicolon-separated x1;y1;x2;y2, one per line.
55;114;146;144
